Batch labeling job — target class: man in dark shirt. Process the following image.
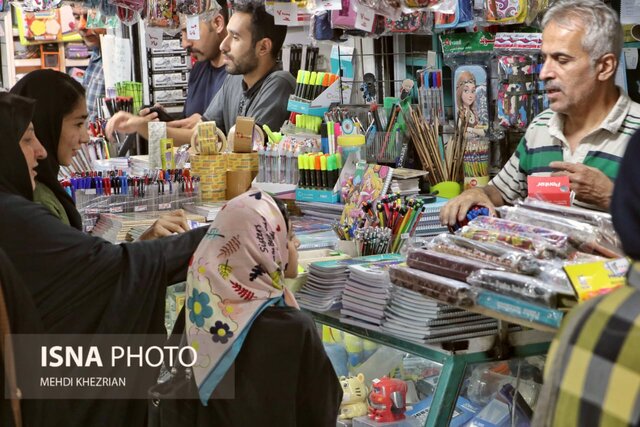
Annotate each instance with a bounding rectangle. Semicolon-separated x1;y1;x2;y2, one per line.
108;1;294;142
173;1;229;128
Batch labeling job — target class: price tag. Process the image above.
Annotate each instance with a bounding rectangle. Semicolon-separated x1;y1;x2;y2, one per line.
186;15;200;40
318;0;341;10
159;203;172;210
273;2;294;26
145;26;164;49
624;47;638;69
84;188;97;195
134;205;148;212
109;206;124;213
355;5;375;32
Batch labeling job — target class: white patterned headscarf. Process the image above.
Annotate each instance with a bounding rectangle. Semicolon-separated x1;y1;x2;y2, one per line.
186;190;298;404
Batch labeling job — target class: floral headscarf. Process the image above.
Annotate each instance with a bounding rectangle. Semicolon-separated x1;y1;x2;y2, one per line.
186;190;298;403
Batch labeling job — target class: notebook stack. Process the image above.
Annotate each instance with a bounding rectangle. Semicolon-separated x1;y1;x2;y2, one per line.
414;198;449;237
296;253;404;312
339;263;400;330
296;201;344;221
381;285;504;344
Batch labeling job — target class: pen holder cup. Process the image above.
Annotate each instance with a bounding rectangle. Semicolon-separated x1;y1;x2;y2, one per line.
432;181;462;199
364;131;403;164
335;240;358;257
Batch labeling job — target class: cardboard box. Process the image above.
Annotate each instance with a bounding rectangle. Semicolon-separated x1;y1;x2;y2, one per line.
234;116;255;153
527;176;571;206
226;170;258;200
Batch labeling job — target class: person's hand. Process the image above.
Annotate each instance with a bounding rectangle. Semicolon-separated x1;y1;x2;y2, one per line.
439;188;497;227
168;113;202;129
138;210;190;241
550;161;613;209
106;111;157;137
139;103;164;118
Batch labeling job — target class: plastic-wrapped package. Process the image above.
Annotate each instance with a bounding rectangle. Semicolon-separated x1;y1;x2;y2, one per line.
406;247;495;281
519;198;620;250
498;204;623;258
427;234;541;274
458;225;565;259
468;215;569;250
389;265;473;306
467;269;575;308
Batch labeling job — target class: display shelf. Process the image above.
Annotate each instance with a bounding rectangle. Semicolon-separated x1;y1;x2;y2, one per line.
15;58;41;67
309;310;552;427
65;58;90;67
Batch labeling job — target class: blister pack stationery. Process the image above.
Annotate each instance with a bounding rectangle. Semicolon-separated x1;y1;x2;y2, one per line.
385;10;431;33
441;32;494;132
434;0;474;30
484;0;527;24
146;0;179;29
494;33;547;129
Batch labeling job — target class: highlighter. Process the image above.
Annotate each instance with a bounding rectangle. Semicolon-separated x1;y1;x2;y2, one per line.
335;151;343;170
314;72;326;99
294;69;304;98
327;154;338;189
320;154;328;188
298;154;309;187
320;123;328;154
307;154;316;188
305;72;317;100
314;154;322;189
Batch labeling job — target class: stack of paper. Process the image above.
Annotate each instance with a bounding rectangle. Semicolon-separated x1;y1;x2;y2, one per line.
91;211;206;243
182;202;226;221
381;286;506;344
339;264;395;330
296;253;403;312
296;201;344;221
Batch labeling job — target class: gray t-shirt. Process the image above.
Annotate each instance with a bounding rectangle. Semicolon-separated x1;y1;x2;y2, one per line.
203;70;295;134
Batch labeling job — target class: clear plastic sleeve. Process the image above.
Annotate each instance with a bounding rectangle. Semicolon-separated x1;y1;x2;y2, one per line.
427;234;541;274
389;265;473;306
468;215;569;250
458;224;566;259
467;269;573;308
498;204;623;258
406;247;495;281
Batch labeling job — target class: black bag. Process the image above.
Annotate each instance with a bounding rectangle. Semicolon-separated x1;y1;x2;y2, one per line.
147;308;198;427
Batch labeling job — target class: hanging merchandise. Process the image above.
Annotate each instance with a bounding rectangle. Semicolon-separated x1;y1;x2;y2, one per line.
311;11;342;41
494;32;547;130
484;0;527;24
434;0;473;30
146;0;180;28
441;32;494;135
23;0;61;11
385;10;431;34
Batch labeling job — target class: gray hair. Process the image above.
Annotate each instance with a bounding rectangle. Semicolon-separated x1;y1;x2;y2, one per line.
541;0;623;65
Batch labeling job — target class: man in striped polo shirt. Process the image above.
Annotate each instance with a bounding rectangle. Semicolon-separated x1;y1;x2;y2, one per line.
441;0;640;227
532;128;640;427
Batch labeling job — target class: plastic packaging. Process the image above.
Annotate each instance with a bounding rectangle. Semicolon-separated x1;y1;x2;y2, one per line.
406;247;494;281
498;204;623;258
467;269;575;308
458;224;564;259
356;346;405;384
389;265;473;306
427;234;541;274
468;215;569;250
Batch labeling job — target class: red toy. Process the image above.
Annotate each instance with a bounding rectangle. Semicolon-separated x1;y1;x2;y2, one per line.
367;376;408;422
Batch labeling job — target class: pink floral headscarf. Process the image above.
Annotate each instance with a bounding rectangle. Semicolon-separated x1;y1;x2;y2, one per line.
186;190;298;403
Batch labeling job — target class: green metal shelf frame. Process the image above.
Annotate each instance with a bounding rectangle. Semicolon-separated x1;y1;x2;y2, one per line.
311;311;551;427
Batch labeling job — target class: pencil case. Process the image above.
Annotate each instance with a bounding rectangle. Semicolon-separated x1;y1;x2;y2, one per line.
485;0;527;24
434;0;473;29
453;65;489;130
468;216;569;250
427;234;541;274
406;248;494;281
467;269;574;308
389;265;473;306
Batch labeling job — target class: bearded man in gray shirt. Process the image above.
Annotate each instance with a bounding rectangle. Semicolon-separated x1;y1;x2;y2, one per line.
107;1;294;144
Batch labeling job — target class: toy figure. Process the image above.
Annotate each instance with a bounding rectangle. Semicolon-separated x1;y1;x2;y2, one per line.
338;373;369;420
368;376;408;422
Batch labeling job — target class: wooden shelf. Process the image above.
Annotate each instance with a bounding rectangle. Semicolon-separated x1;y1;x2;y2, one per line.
65;58;90;67
14;58;40;67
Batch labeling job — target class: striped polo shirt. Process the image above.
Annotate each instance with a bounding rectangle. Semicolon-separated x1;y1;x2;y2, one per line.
489;90;640;210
